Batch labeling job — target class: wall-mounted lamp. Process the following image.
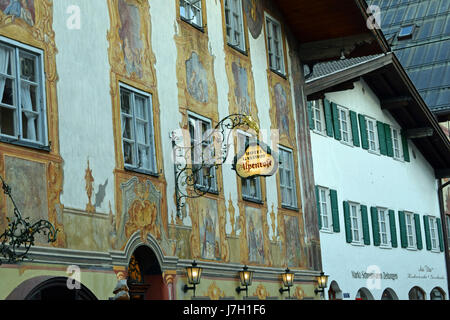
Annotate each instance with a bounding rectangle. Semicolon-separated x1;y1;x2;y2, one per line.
314;272;329;296
183;260;202;297
279;268;295;298
236;265;253;297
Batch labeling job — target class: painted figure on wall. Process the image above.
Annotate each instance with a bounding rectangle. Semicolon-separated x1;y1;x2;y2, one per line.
246;208;264;264
118;0;143;78
274;83;290;137
0;0;35;26
232;62;250;115
243;0;263;39
200;208;217;260
186;52;209;103
284;215;302;267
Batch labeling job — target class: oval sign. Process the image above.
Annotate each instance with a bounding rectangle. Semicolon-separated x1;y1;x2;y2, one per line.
233;140;278;179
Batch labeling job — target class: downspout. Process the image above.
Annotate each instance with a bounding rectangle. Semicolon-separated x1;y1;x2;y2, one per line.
437;179;450;297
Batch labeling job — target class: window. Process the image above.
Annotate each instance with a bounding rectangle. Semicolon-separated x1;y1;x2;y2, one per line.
317;187;331;231
120;84;157;174
180;0;203;28
337;106;352;144
238;131;262;202
365;117;378;152
405;212;416;249
391;127;403;160
188;113;217;192
278;146;297;208
311;100;324;134
446;215;450;250
0;39;47;147
349;203;362;244
398;24;415;39
428;216;439;251
265;14;285;75
378;208;391;247
224;0;245;52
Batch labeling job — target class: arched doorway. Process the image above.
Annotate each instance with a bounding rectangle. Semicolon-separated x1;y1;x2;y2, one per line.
127;245;167;300
328;281;343;300
430;287;446;300
6;276;97;300
381;288;398;300
356;287;374;300
408;286;426;300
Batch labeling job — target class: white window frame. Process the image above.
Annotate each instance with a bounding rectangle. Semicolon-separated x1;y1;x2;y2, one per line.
237;130;262;202
317;186;332;232
119;83;157;174
188;111;218;193
378;207;391;248
391;127;403;160
311;100;325;135
365;117;378;153
278;145;297;209
264;13;285;75
224;0;246;52
349;202;363;245
0;36;48;147
428;216;439;252
446;215;450;250
337;105;352;145
405;211;417;249
180;0;203;29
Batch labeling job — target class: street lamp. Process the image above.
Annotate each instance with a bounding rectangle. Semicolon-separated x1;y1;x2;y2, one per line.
279;268;295;298
236;265;253;297
183;260;202;297
314;272;329;297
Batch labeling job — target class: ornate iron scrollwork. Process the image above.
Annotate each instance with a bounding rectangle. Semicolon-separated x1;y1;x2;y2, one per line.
0;175;58;265
171;114;259;217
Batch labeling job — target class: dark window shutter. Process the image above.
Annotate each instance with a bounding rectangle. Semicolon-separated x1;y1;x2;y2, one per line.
423;215;431;250
361;205;370;245
330;189;340;232
343;201;352;243
331;102;341;141
384;123;394;157
401;130;410;162
358;114;369;150
414;213;423;250
398;211;408;248
388;210;398;247
377;121;387;155
323;99;334;137
315;186;321;230
437;218;445;252
349;111;360;147
371;207;380;246
307;101;315;130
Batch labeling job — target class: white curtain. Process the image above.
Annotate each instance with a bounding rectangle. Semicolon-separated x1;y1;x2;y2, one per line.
0;47;9;102
20;82;37;141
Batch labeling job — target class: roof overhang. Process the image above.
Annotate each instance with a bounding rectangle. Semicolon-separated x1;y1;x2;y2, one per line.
274;0;390;66
305;53;450;179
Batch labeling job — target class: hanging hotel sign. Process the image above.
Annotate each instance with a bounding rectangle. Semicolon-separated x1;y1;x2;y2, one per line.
233;140;278;179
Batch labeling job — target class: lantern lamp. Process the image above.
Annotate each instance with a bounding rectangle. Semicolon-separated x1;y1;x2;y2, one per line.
279;268;295;297
236;265;253;297
314;272;329;296
183;260;202;297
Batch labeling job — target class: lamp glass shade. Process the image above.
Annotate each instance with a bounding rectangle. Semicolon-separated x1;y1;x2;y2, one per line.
187;263;202;285
239;267;253;286
282;269;294;287
317;272;329;289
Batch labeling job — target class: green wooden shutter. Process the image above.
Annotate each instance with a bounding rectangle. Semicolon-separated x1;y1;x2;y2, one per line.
361;205;370;245
423;215;431;250
350;111;360;147
331;102;341;141
307;101;315;130
388;210;398;247
384;123;394;157
398;211;408;248
358;114;369;150
437;218;445;252
401;130;410;162
323;99;334;137
414;213;423;250
371;207;380;246
377;121;387;155
343;201;352;243
330;189;340;232
315;186;321;230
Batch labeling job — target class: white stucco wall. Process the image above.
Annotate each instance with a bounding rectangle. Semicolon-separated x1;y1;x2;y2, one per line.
311;79;448;300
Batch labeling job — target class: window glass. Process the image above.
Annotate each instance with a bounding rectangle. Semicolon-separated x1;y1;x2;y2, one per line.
224;0;245;51
265;15;285;74
278;146;297;208
180;0;203;28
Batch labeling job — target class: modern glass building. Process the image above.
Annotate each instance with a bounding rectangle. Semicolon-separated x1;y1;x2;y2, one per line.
368;0;450;121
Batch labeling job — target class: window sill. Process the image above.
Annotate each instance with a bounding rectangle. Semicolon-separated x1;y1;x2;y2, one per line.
319;228;334;234
350;242;365;247
406;246;418;251
124;165;159;178
393;156;405;163
270;68;287;80
311;129;327;137
339;140;355;148
281;204;299;212
227;43;248;57
0;137;50;152
379;245;392;249
180;17;205;33
242;196;263;205
368;149;381;156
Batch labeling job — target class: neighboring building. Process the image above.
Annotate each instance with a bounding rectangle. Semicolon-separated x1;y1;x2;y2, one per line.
0;1;388;300
306;52;450;300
